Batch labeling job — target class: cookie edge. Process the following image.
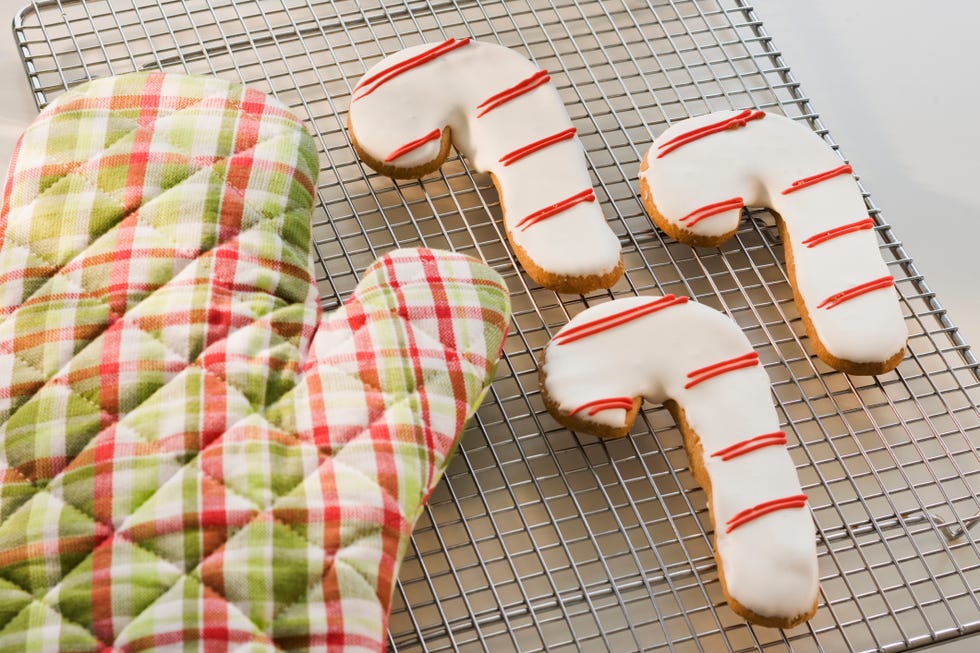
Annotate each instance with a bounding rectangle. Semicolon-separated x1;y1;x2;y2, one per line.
638;156;905;375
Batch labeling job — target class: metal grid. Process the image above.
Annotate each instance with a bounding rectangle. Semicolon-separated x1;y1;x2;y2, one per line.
10;1;979;651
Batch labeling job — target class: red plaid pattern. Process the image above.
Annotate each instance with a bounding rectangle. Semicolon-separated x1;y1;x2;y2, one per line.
0;72;510;651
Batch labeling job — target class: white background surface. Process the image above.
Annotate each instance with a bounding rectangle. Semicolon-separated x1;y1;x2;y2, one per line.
751;0;980;358
0;1;974;649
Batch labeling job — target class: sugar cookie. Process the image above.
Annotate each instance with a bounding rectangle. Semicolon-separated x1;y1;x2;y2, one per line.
347;38;624;294
640;110;906;375
540;296;819;627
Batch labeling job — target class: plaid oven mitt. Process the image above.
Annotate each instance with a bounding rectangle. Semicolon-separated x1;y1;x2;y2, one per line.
0;72;510;651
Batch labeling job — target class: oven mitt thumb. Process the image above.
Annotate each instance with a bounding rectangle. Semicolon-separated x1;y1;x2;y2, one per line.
0;72;510;652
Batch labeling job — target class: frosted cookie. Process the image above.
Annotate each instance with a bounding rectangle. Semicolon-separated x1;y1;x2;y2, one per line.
347;38;623;294
639;110;906;375
540;296;819;628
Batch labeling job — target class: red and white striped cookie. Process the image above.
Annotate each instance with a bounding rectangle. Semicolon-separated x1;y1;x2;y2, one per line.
540;296;819;628
639;110;906;375
347;38;623;294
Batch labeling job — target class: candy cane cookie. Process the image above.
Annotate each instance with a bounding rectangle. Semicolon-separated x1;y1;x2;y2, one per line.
347;38;623;294
639;110;907;375
540;296;819;628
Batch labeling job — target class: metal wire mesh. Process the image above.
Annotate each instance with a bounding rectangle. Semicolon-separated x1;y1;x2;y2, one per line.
11;1;979;651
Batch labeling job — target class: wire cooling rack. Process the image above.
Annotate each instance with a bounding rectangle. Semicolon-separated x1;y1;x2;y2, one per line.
11;1;979;651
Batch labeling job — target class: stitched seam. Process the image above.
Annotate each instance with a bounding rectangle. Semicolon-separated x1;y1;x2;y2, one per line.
74;528;286;653
1;83;289;223
3;289;304;500
0;299;308;587
268;304;491;420
0;89;316;335
108;383;318;646
13;360;319;645
0;360;121;470
4;109;141;211
152;298;491;640
221;180;317;278
2;308;491;646
159;348;473;633
4;80;267;213
8;261;494;526
4;160;496;645
111;531;287;653
0;125;307;335
0;493;113;649
0;600;104;650
0;86;243;273
0;209;311;428
0;80;317;648
254;347;489;629
2;401;285;645
255;427;424;632
268;555;391;636
62;364;388;646
0;341;48;387
0;93;315;462
33;406;274;629
2;295;241;451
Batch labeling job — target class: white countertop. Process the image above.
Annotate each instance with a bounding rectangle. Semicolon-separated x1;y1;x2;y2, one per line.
752;0;980;357
0;1;974;649
0;0;38;165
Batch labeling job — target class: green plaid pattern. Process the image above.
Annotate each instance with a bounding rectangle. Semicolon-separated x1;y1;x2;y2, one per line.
0;72;510;651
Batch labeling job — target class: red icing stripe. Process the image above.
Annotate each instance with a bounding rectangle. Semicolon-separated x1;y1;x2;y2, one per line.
678;196;744;227
684;351;760;389
817;275;894;309
476;69;551;118
499;127;577;166
801;218;874;248
384;128;442;162
656;109;765;158
710;431;787;461
781;163;853;195
725;494;808;533
569;396;635;416
354;38;470;101
554;295;689;346
514;188;595;231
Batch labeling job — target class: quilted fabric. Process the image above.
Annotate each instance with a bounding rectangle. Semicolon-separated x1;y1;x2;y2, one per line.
0;72;510;651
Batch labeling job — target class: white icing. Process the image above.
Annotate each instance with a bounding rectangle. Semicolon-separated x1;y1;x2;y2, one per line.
542;296;819;621
640;111;907;367
347;40;622;282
